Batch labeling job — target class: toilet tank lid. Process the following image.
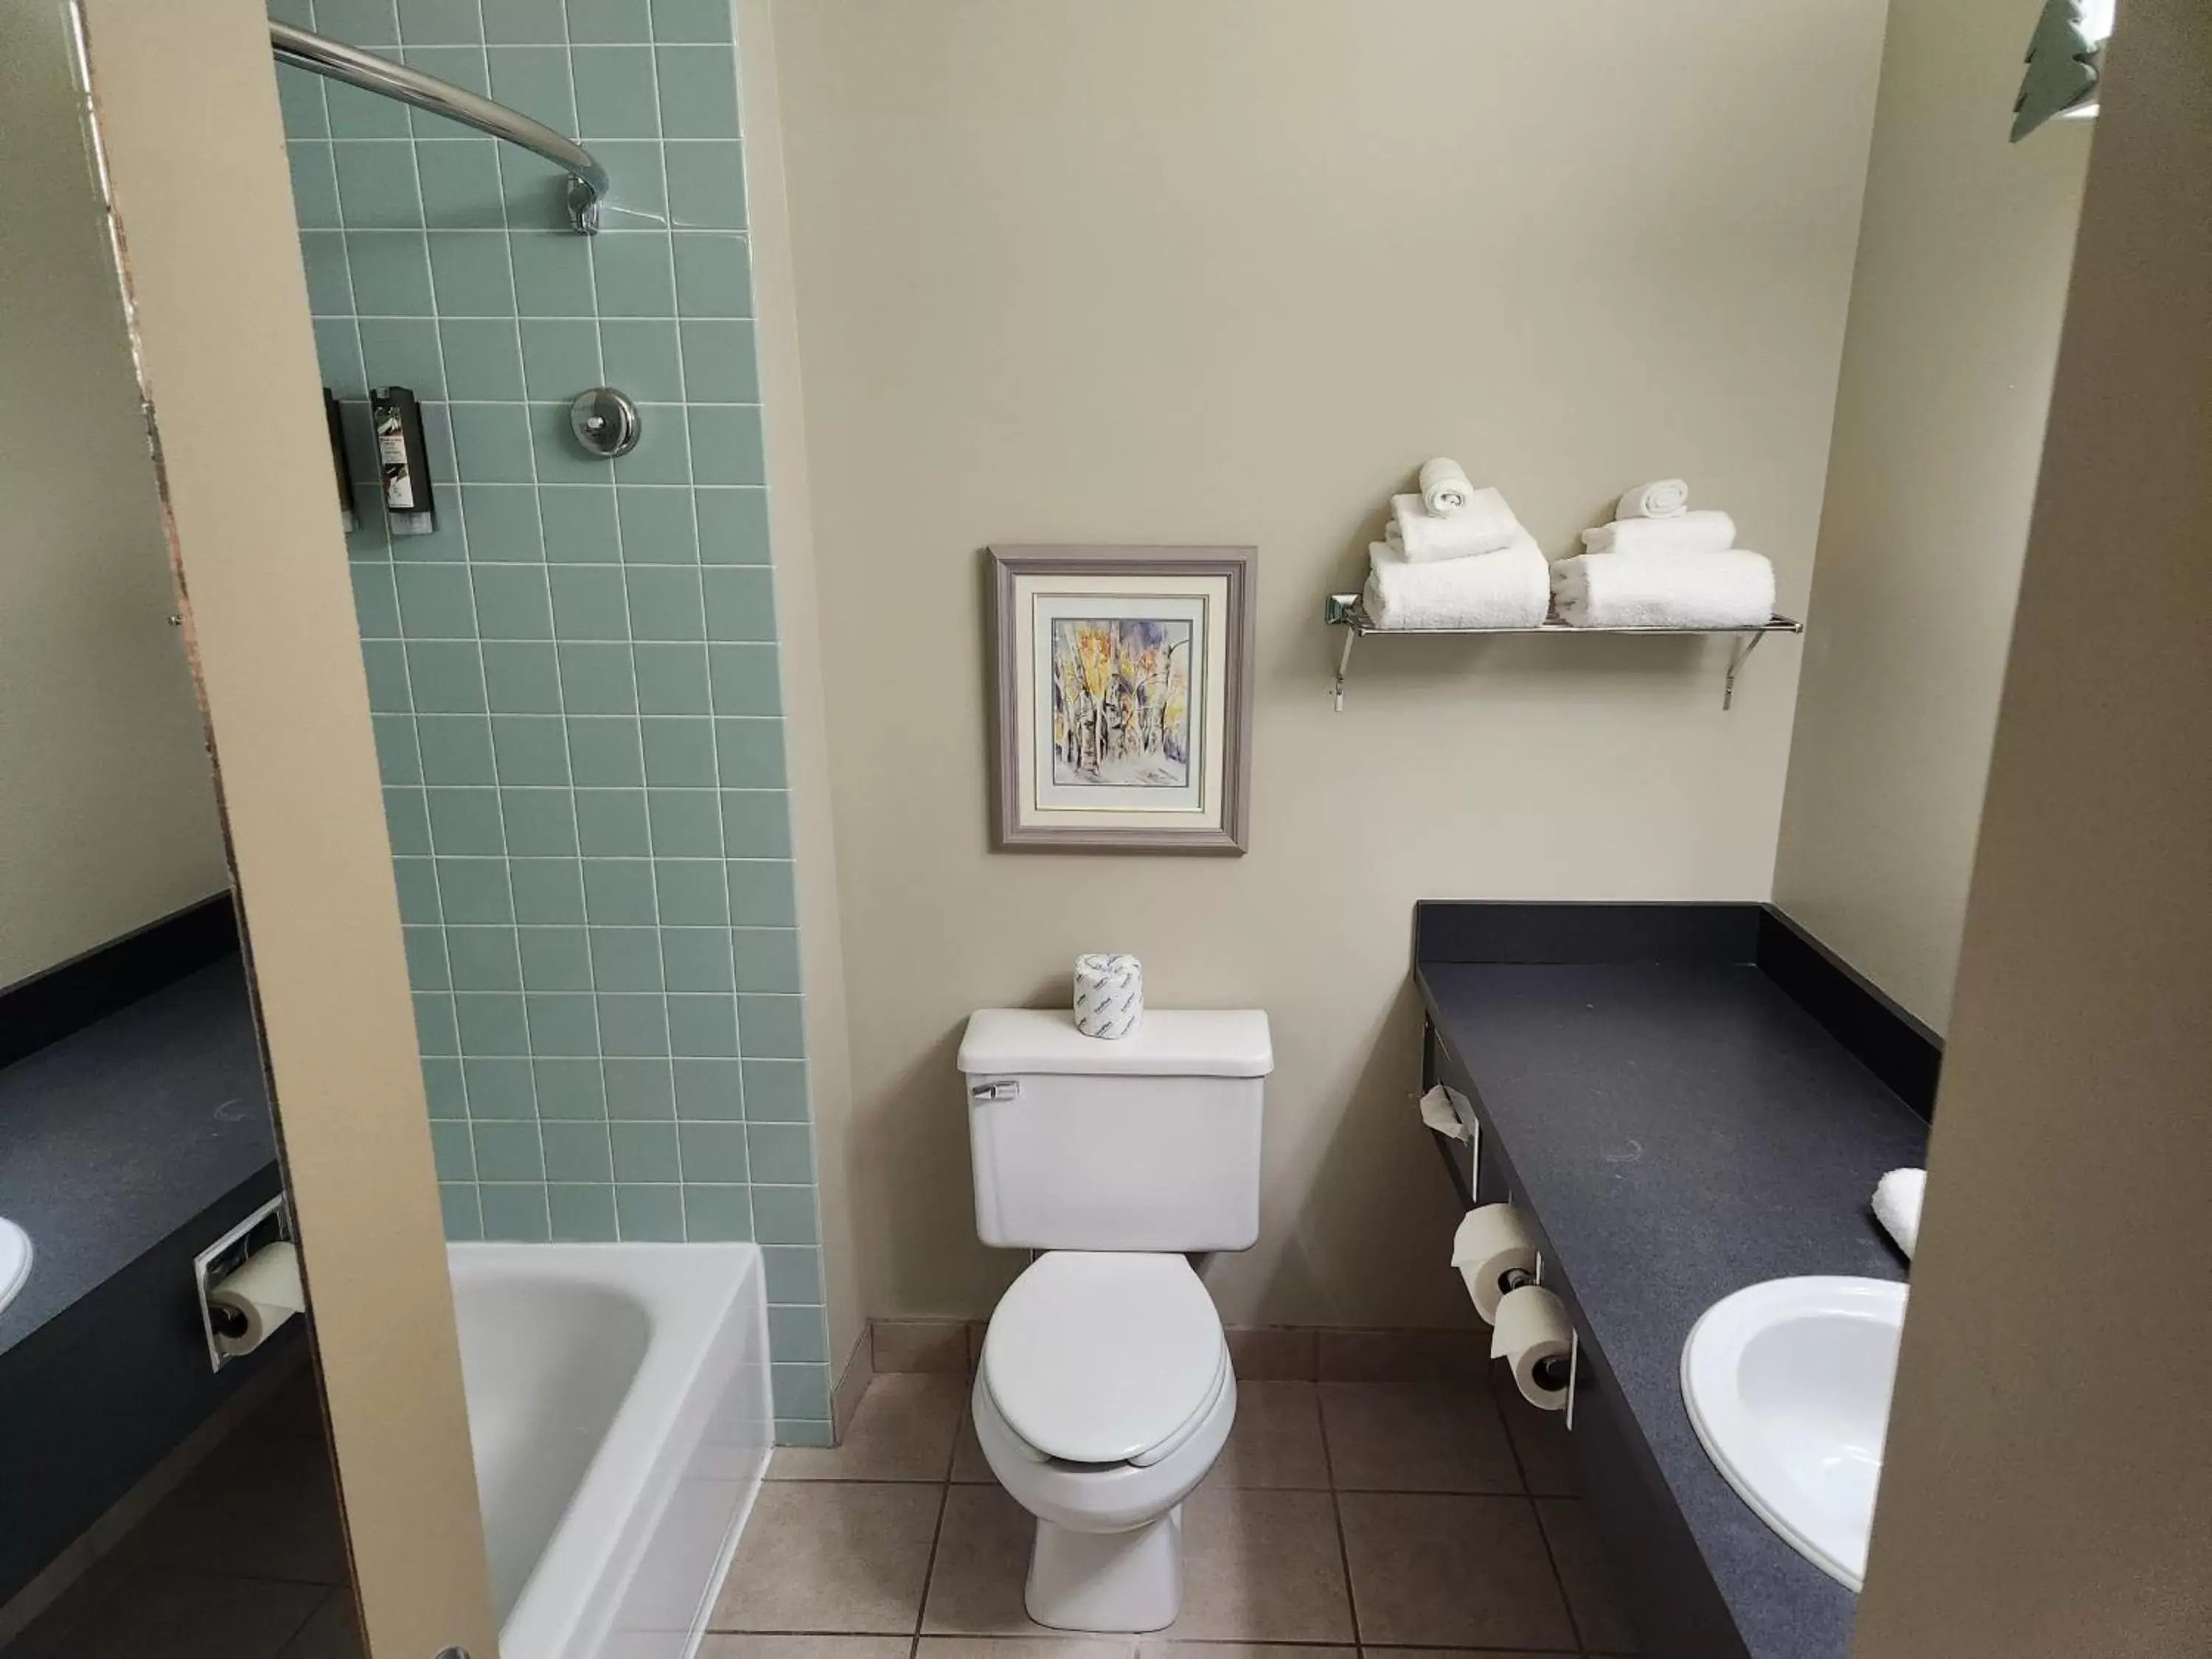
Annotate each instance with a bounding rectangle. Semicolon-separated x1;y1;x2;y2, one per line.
959;1009;1273;1078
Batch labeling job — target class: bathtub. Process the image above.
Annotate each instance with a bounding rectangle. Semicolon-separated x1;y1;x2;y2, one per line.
448;1242;771;1659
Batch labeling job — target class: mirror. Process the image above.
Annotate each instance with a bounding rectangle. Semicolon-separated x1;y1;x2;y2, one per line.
0;5;362;1655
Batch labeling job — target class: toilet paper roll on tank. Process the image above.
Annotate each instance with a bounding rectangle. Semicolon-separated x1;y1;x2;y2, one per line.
1073;953;1143;1040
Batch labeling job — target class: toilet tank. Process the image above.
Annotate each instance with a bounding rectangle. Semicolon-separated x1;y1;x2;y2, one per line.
958;1008;1271;1252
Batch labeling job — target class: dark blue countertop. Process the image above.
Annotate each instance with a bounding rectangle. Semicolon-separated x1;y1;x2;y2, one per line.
0;956;274;1354
1418;940;1929;1659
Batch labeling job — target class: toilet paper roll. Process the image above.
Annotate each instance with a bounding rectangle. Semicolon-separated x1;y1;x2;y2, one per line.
208;1242;305;1356
1419;1085;1472;1144
1489;1284;1573;1412
1450;1203;1537;1323
1073;953;1143;1040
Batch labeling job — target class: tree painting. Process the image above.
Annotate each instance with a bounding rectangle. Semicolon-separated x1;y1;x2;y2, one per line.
1049;618;1192;787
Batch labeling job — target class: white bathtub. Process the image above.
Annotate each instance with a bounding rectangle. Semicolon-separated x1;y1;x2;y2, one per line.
448;1242;770;1659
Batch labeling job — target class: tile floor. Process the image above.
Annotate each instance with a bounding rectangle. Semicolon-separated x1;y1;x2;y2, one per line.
3;1371;358;1659
707;1367;1635;1658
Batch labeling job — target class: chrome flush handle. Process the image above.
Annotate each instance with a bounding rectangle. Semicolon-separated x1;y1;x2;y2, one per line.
969;1079;1021;1103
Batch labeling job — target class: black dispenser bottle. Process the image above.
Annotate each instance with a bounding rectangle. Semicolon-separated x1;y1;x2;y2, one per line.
369;385;437;538
322;389;356;532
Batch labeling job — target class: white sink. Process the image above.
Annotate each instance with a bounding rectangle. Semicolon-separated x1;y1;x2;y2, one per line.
1682;1276;1905;1590
0;1218;31;1318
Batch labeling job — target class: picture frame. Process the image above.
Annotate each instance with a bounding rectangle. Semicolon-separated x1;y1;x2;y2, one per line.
989;545;1256;855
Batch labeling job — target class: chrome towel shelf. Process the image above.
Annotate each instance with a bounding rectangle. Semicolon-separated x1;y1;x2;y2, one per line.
1324;594;1804;712
271;21;609;233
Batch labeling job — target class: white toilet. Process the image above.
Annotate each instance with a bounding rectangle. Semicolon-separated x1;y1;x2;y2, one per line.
957;1006;1272;1633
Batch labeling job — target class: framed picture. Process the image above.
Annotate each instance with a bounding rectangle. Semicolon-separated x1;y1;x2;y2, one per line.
990;545;1256;855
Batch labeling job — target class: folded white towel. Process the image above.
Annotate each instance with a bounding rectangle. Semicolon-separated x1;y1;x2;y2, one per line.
1419;456;1475;516
1872;1168;1924;1259
1389;490;1522;563
1365;535;1548;630
1551;548;1775;629
1616;479;1690;520
1580;509;1736;556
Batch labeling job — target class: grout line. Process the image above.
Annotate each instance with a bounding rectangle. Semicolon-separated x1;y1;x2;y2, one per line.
911;1478;954;1644
1313;1378;1364;1646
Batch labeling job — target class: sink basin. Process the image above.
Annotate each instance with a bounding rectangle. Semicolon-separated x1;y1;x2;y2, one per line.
1682;1276;1905;1590
0;1218;31;1318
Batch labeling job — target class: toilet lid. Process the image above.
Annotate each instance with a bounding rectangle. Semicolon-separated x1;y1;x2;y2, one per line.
981;1252;1227;1465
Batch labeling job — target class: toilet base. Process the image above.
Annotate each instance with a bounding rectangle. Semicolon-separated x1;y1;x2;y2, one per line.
1024;1506;1185;1633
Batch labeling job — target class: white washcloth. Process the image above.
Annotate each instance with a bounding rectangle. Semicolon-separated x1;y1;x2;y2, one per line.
1365;535;1548;630
1419;456;1475;516
1616;479;1690;520
1580;509;1737;556
1872;1168;1924;1259
1388;490;1522;563
1551;549;1775;629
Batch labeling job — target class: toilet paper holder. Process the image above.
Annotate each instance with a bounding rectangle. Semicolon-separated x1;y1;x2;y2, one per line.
192;1194;292;1372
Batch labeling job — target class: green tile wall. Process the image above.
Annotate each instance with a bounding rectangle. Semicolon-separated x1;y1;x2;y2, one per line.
276;0;830;1444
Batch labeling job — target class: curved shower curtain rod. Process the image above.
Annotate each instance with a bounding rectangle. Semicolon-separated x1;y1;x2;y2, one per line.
270;20;608;234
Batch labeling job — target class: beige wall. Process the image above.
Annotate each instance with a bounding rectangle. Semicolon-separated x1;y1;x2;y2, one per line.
1773;0;2093;1030
1854;4;2212;1652
768;0;1889;1326
0;0;229;990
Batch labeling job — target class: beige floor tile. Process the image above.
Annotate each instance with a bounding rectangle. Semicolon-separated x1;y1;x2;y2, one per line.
1536;1497;1638;1654
920;1484;1046;1635
775;1373;969;1481
698;1638;914;1659
1318;1382;1520;1493
274;1590;364;1659
950;1402;994;1482
1338;1492;1574;1652
1225;1328;1317;1381
712;1481;945;1632
873;1321;973;1374
1494;1382;1579;1496
121;1429;349;1585
1211;1381;1329;1489
1161;1482;1354;1643
1141;1646;1351;1659
1357;1650;1562;1658
1315;1331;1489;1383
920;1638;1135;1659
10;1565;326;1659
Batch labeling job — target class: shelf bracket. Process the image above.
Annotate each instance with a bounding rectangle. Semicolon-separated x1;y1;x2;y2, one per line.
1333;627;1359;712
1723;630;1768;711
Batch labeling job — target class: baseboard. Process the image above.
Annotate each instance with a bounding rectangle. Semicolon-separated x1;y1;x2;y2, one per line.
827;1325;872;1446
866;1318;1489;1383
0;1343;303;1645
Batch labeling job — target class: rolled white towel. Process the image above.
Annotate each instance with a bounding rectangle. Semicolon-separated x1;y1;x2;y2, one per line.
1389;490;1522;563
1580;509;1736;556
1365;535;1548;630
1616;479;1690;520
1419;456;1475;516
1551;549;1775;630
1872;1168;1925;1259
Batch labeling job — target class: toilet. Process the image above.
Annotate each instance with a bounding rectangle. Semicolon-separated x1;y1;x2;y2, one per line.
957;1006;1273;1633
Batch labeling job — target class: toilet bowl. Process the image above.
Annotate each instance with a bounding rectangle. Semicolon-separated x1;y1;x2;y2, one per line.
970;1251;1237;1631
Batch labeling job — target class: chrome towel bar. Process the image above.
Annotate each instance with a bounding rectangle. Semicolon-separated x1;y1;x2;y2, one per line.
271;20;609;234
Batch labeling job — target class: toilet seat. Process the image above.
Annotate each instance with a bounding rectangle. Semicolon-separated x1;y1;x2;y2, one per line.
981;1251;1226;1466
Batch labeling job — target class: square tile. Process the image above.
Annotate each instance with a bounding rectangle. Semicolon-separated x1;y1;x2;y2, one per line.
481;0;563;43
486;44;576;130
655;44;740;139
1316;1329;1489;1383
616;1183;684;1239
700;1641;909;1659
333;141;422;227
512;230;597;316
651;0;734;41
949;1402;992;1483
870;1321;970;1377
442;318;526;399
289;142;343;230
1318;1380;1520;1493
1152;1482;1353;1642
710;1482;942;1633
492;715;571;784
1211;1380;1328;1489
428;231;516;314
481;1183;552;1240
675;1055;744;1117
681;319;758;402
594;234;677;316
570;0;653;43
346;231;432;313
603;319;686;400
451;403;537;483
484;641;563;712
753;1183;818;1244
643;717;717;785
1536;1498;1637;1653
460;484;543;560
1336;1492;1573;1650
673;233;753;317
690;403;765;486
762;1242;822;1304
619;487;702;564
1494;1363;1579;1496
418;140;506;228
636;642;715;713
919;1482;1042;1635
696;487;769;565
1226;1329;1317;1382
768;1304;831;1367
550;1183;619;1241
730;924;800;990
692;1184;757;1242
574;44;660;139
709;643;782;714
667;140;748;229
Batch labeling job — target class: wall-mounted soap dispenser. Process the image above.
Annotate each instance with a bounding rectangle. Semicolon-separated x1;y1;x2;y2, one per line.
370;384;436;537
